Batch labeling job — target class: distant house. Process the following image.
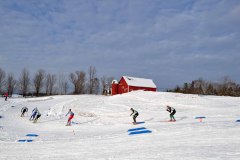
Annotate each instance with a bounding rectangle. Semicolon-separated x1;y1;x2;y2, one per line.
111;76;157;95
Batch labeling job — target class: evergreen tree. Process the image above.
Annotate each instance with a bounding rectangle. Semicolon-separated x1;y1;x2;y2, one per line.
174;86;181;93
198;84;204;94
183;83;189;94
206;84;214;95
189;81;195;94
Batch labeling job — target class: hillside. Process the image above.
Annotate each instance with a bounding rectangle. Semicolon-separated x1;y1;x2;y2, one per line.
0;91;240;160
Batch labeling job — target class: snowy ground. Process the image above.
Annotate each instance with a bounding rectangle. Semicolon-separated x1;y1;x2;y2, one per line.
0;91;240;160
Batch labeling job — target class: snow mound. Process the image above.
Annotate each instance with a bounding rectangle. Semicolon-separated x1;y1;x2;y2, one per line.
78;112;96;117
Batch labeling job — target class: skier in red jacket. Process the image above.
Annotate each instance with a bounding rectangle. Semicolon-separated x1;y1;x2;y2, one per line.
65;109;74;126
4;92;8;101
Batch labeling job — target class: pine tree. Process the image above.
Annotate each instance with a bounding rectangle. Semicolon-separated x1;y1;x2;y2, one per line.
198;84;204;94
183;83;189;94
189;81;195;94
174;86;181;93
206;84;214;95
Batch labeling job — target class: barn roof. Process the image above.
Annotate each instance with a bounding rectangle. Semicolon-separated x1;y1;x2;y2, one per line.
122;76;157;88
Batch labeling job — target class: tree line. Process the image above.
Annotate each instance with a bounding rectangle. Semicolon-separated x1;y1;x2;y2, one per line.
168;76;240;97
0;66;114;97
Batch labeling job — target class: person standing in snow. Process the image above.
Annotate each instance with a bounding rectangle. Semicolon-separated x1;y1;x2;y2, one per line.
65;109;74;126
29;107;38;121
4;92;8;101
21;107;28;117
33;110;41;123
130;108;139;124
166;105;176;121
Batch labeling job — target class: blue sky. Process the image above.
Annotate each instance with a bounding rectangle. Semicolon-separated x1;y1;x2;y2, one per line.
0;0;240;89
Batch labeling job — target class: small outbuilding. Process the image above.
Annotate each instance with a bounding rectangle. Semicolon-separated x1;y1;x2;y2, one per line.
111;76;157;95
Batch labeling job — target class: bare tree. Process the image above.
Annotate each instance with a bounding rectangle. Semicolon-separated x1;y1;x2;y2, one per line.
18;68;30;97
88;66;98;94
49;74;57;95
58;72;68;95
7;73;17;96
101;76;107;95
45;74;50;95
33;69;45;96
45;73;56;95
69;71;86;94
93;77;100;95
69;73;75;93
101;76;114;95
63;81;68;95
107;77;114;94
0;68;6;94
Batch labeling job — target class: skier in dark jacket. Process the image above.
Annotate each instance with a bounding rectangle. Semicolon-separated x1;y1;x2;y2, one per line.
33;110;41;123
21;107;28;117
166;105;176;121
29;107;38;121
130;108;139;124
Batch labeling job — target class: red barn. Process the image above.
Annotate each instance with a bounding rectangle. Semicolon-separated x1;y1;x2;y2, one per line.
111;76;157;95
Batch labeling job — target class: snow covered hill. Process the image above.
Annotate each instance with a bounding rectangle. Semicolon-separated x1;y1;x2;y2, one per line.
0;91;240;160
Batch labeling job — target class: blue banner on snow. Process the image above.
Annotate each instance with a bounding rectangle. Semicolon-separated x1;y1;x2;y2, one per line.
136;122;145;124
194;116;206;119
26;134;39;137
128;127;146;132
18;139;33;142
128;130;152;135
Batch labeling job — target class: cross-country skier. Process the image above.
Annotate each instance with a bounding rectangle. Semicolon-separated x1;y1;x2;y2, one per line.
29;107;38;121
21;107;28;117
166;105;176;121
65;109;74;126
33;110;41;123
130;108;139;124
4;92;8;101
